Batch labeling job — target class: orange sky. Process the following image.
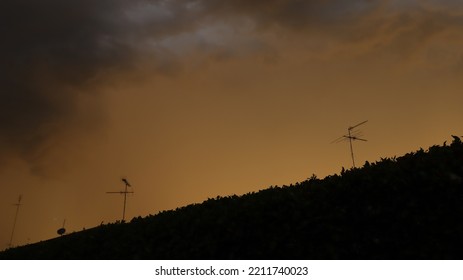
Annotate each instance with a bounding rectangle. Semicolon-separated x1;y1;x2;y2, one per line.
1;0;462;250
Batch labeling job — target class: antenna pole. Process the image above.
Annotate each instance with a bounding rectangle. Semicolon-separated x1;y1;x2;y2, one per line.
106;179;133;222
122;183;128;221
9;195;23;248
348;128;356;168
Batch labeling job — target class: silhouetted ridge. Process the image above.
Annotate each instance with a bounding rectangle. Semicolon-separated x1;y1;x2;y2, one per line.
1;137;463;259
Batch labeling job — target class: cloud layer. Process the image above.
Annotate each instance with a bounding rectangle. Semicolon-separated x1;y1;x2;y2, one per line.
1;0;462;170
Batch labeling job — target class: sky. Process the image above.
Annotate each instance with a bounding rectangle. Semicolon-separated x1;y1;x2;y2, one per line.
1;0;462;250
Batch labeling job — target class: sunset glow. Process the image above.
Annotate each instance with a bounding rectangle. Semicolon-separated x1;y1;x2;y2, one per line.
1;0;462;250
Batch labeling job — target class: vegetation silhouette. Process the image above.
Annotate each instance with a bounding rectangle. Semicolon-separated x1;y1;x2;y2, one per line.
1;137;463;259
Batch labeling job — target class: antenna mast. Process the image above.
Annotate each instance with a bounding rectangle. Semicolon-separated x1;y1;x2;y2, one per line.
8;195;23;248
332;120;368;168
106;178;134;222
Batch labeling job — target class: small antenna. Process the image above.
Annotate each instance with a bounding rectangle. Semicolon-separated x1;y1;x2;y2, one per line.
57;219;66;236
8;195;23;248
106;178;134;222
332;120;368;168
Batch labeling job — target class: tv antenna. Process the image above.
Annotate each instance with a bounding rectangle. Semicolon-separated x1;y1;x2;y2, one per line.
8;195;23;248
57;219;66;236
332;120;368;168
106;178;134;222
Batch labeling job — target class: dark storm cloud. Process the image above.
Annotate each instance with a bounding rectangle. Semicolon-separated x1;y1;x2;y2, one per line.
1;0;462;170
0;0;187;166
1;0;123;162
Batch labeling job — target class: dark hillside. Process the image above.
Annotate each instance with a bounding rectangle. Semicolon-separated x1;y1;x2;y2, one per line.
1;137;463;259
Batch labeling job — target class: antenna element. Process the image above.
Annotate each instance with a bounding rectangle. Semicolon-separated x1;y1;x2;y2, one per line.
332;120;368;168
